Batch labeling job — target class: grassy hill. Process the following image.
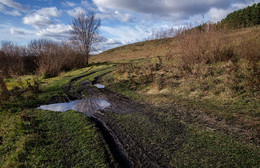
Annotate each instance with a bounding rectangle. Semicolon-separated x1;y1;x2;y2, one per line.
91;26;260;63
94;25;260;137
90;38;174;62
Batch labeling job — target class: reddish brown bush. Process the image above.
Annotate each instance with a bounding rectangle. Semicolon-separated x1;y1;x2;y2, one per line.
176;31;236;69
28;39;86;78
0;42;24;77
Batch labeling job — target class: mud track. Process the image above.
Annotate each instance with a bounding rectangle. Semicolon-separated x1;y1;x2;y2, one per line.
64;68;168;167
63;68;259;168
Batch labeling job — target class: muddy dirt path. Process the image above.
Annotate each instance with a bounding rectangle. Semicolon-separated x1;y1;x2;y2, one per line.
91;71;259;144
64;68;259;167
64;69;167;167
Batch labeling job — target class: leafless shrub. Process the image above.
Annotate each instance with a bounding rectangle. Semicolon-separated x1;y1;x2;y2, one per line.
237;39;260;88
29;39;86;77
59;42;86;71
162;25;259;94
0;41;24;77
175;30;236;72
37;40;63;77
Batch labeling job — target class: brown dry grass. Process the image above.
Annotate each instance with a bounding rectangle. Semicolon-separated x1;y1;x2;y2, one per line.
93;26;260;103
91;27;260;64
90;38;175;63
102;26;260;132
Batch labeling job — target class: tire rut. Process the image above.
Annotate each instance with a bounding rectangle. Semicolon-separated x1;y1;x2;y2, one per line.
64;69;164;167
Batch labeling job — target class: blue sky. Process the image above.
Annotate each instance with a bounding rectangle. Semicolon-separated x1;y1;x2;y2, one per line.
0;0;259;50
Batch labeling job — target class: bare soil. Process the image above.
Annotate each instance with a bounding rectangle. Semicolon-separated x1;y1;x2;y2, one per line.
61;68;259;167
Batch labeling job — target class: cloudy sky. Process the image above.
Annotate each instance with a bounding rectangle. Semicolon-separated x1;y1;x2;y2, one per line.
0;0;259;50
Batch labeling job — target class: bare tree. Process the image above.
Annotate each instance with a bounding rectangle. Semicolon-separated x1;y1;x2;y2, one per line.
70;11;101;65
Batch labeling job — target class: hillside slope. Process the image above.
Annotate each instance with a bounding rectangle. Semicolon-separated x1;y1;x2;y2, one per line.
91;26;260;63
90;38;173;62
95;26;260;142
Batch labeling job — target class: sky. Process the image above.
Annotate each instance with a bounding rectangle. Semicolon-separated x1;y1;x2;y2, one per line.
0;0;259;51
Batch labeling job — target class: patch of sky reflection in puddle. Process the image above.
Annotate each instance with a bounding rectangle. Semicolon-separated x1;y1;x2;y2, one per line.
38;98;110;116
94;84;105;88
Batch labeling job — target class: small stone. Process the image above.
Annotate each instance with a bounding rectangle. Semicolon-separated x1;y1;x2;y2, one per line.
248;137;254;140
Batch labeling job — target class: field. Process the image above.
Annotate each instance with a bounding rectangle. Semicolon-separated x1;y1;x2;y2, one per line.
1;26;260;167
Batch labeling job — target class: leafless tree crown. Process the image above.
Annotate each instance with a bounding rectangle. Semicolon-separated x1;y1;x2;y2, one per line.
70;11;101;64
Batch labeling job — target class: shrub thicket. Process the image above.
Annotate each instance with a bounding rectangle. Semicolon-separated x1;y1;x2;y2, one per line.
0;40;86;78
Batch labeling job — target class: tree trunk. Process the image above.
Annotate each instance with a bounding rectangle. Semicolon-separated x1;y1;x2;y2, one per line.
85;54;89;65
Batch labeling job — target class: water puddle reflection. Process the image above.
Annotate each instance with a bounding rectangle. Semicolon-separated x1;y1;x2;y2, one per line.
94;84;105;88
38;98;110;116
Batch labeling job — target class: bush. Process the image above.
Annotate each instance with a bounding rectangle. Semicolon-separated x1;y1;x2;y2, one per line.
176;31;236;69
0;42;24;77
29;39;86;77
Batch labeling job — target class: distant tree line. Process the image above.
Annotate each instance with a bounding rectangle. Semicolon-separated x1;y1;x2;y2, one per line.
221;3;260;28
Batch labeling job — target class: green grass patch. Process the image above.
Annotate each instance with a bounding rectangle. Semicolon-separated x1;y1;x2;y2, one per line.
104;71;260;166
0;109;112;168
73;65;116;87
110;108;260;167
173;126;260;167
0;63;116;167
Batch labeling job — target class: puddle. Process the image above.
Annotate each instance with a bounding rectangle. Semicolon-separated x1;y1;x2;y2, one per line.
94;84;105;88
38;98;110;116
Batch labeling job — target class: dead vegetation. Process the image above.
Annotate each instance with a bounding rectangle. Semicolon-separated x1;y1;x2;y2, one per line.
0;39;87;101
111;26;260;98
107;26;260;134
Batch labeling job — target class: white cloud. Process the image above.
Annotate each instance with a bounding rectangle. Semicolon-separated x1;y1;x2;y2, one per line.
63;1;76;7
95;37;123;51
97;10;134;22
80;0;97;11
66;7;86;17
208;8;230;22
93;0;248;21
105;38;122;45
37;7;62;17
5;9;21;16
101;25;153;44
36;24;72;41
207;1;260;22
10;28;24;35
0;0;28;12
81;0;91;8
23;14;53;28
0;3;4;10
23;7;62;28
10;27;34;36
0;25;36;45
0;3;21;16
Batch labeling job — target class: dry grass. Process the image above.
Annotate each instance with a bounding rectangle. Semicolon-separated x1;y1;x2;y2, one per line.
106;27;260;99
103;26;260;132
90;38;175;63
92;27;260;63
